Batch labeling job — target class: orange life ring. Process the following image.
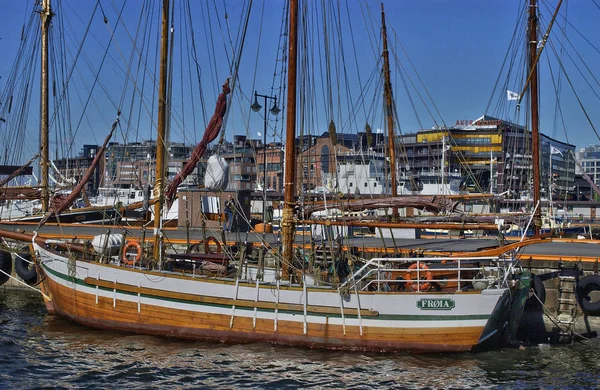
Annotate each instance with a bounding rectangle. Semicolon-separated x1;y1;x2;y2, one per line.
404;262;433;291
204;236;222;254
122;240;142;266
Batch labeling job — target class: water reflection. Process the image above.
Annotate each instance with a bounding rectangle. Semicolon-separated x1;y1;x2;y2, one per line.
1;289;600;389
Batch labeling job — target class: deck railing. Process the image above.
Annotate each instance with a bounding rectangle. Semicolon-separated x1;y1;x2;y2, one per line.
341;256;513;293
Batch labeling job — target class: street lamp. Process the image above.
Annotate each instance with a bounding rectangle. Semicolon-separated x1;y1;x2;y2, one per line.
251;91;280;233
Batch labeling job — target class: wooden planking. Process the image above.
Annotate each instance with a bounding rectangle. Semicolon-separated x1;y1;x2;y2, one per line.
46;277;483;349
83;277;379;317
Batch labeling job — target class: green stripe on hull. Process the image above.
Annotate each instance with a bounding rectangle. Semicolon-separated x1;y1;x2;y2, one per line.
43;263;491;322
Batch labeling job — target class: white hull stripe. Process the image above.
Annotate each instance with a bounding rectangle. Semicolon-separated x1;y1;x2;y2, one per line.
42;263;493;323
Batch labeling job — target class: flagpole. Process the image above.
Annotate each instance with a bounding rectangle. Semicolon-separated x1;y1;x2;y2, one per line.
549;149;553;218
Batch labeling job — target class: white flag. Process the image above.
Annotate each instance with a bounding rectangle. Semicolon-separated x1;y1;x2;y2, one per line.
550;146;563;156
507;90;519;100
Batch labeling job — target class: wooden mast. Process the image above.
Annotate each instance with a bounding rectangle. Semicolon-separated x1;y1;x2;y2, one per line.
281;0;298;280
153;0;170;259
40;0;53;212
529;0;541;235
381;3;398;219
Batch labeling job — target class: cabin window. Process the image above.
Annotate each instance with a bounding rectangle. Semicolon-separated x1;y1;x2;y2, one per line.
373;182;377;187
364;183;368;187
349;182;353;187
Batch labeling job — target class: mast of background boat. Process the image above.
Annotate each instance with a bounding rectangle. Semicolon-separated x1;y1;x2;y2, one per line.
381;3;398;219
490;149;494;194
153;0;170;261
40;0;52;212
281;0;298;280
441;136;446;195
528;0;541;236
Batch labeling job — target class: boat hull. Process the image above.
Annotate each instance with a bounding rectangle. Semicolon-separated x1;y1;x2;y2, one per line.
16;208;120;224
37;244;511;353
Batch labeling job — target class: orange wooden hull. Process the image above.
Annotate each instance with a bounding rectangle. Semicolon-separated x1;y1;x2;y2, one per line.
35;241;512;353
44;276;484;352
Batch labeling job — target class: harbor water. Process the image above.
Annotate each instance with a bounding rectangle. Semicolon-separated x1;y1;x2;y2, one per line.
1;288;599;389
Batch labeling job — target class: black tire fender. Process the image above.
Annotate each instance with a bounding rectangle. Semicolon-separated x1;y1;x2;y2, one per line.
577;275;600;316
531;274;546;304
14;252;38;285
0;250;13;286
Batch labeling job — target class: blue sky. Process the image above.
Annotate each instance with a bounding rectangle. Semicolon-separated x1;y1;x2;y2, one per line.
0;0;598;164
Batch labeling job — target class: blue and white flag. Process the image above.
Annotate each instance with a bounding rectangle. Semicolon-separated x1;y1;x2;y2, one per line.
507;90;519;100
550;146;563;156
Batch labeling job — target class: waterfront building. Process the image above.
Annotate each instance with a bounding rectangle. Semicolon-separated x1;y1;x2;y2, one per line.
295;132;355;194
103;140;193;189
256;143;284;192
331;151;391;196
396;115;576;199
220;135;258;191
52;144;103;195
576;145;600;187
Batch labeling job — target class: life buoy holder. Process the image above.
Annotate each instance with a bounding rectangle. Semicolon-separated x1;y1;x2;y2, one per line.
122;241;142;266
204;236;222;254
404;262;433;291
577;275;600;316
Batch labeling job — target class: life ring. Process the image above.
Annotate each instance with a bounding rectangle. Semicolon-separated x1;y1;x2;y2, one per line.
577;275;600;316
530;274;546;304
0;250;12;286
404;263;433;291
204;236;222;254
122;241;142;266
15;252;38;285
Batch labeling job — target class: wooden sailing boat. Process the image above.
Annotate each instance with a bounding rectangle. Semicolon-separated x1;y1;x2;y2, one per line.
0;1;532;352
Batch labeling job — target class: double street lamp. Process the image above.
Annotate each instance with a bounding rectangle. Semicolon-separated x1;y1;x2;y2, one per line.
251;91;280;231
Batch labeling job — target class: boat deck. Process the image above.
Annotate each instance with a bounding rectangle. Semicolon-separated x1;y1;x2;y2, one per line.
2;221;599;262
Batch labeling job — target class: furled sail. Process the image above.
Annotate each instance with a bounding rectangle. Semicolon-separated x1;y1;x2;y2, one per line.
204;155;229;191
165;79;231;206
